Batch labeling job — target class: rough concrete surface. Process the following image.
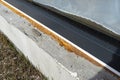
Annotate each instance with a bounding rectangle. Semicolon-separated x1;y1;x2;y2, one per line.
0;14;78;80
0;3;119;80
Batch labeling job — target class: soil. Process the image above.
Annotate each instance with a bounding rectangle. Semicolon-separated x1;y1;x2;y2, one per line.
0;32;47;80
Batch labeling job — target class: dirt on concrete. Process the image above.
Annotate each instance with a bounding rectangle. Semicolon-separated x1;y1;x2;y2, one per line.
0;32;47;80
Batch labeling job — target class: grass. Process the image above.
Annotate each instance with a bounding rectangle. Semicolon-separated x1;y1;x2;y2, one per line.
0;32;47;80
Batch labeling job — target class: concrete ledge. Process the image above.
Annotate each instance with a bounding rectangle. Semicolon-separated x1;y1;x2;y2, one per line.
0;0;103;67
0;15;78;80
1;0;120;77
0;1;119;80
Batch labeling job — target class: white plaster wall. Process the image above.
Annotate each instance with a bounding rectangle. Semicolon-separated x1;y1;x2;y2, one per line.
32;0;120;40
